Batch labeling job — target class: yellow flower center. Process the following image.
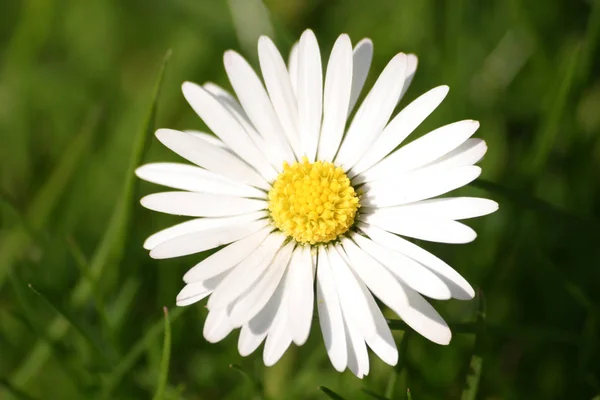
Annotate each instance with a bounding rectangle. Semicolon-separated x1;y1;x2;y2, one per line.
268;157;360;244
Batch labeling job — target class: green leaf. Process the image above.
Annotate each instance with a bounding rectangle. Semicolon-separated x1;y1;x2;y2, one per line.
319;386;347;400
461;289;486;400
152;307;172;400
101;307;184;399
407;388;413;400
362;388;389;400
10;50;171;388
385;330;411;399
0;108;99;289
230;363;265;399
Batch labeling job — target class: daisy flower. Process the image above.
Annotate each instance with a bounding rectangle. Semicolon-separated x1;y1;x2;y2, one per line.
137;29;498;378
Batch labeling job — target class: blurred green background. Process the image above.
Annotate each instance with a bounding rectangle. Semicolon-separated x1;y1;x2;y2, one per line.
1;0;599;399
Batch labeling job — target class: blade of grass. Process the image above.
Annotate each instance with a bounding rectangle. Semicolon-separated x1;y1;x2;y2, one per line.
461;289;486;400
319;386;347;400
362;388;389;400
229;364;265;399
406;388;413;400
101;307;183;399
0;378;39;400
385;330;411;399
27;283;112;364
152;307;172;400
0;108;99;289
10;50;171;388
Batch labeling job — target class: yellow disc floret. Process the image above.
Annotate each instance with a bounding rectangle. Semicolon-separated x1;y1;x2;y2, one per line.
268;157;360;244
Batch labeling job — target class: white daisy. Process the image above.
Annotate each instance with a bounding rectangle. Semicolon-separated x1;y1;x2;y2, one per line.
137;29;498;378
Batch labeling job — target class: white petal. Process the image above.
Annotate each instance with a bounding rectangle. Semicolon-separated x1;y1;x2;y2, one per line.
342;235;445;312
136;163;266;198
223;50;296;163
228;242;294;327
397;281;452;345
183;225;272;283
335;53;408;170
238;277;286;356
360;166;482;206
399;54;418;100
423;138;488;171
343;315;369;379
207;233;286;309
144;211;267;250
370;197;499;220
348;38;373;115
350;86;449;176
288;42;299;96
349;233;451;300
184;130;225;148
361;284;398;366
182;82;278;181
177;270;228;306
155;129;268;190
317;34;353;162
359;223;475;299
316;247;347;372
359;213;477;244
297;29;323;162
202;83;280;169
140;191;266;217
326;246;377;339
263;291;293;367
258;36;302;156
150;218;268;259
204;308;234;343
286;246;314;345
362;120;480;181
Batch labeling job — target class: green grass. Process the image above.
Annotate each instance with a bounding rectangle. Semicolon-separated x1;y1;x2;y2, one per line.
1;0;599;399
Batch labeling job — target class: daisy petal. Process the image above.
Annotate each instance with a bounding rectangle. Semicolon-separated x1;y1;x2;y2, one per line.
397;282;452;345
349;233;451;300
371;197;499;220
288;42;299;96
297;29;323;162
361;166;482;206
224;50;296;163
140;191;266;217
228;242;294;327
177;270;228;306
316;248;347;372
204;308;234;343
361;285;398;366
348;38;373;115
335;53;408;170
184;130;225;148
155;129;268;190
286;246;315;345
136;163;266;198
183;226;272;283
327;246;377;339
351;85;449;176
144;211;267;250
359;223;475;299
207;233;286;309
182;81;278;181
343;316;369;379
317;34;353;162
258;36;301;156
363;120;480;180
400;54;418;100
263;293;293;367
238;279;286;356
424;138;488;170
150;219;268;259
359;213;477;244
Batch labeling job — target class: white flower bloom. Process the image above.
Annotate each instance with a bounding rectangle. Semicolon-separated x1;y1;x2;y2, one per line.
137;29;498;378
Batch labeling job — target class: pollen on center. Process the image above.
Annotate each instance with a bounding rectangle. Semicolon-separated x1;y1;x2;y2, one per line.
268;157;360;245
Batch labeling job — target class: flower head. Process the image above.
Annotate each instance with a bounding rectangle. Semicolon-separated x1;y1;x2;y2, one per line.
137;29;498;378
